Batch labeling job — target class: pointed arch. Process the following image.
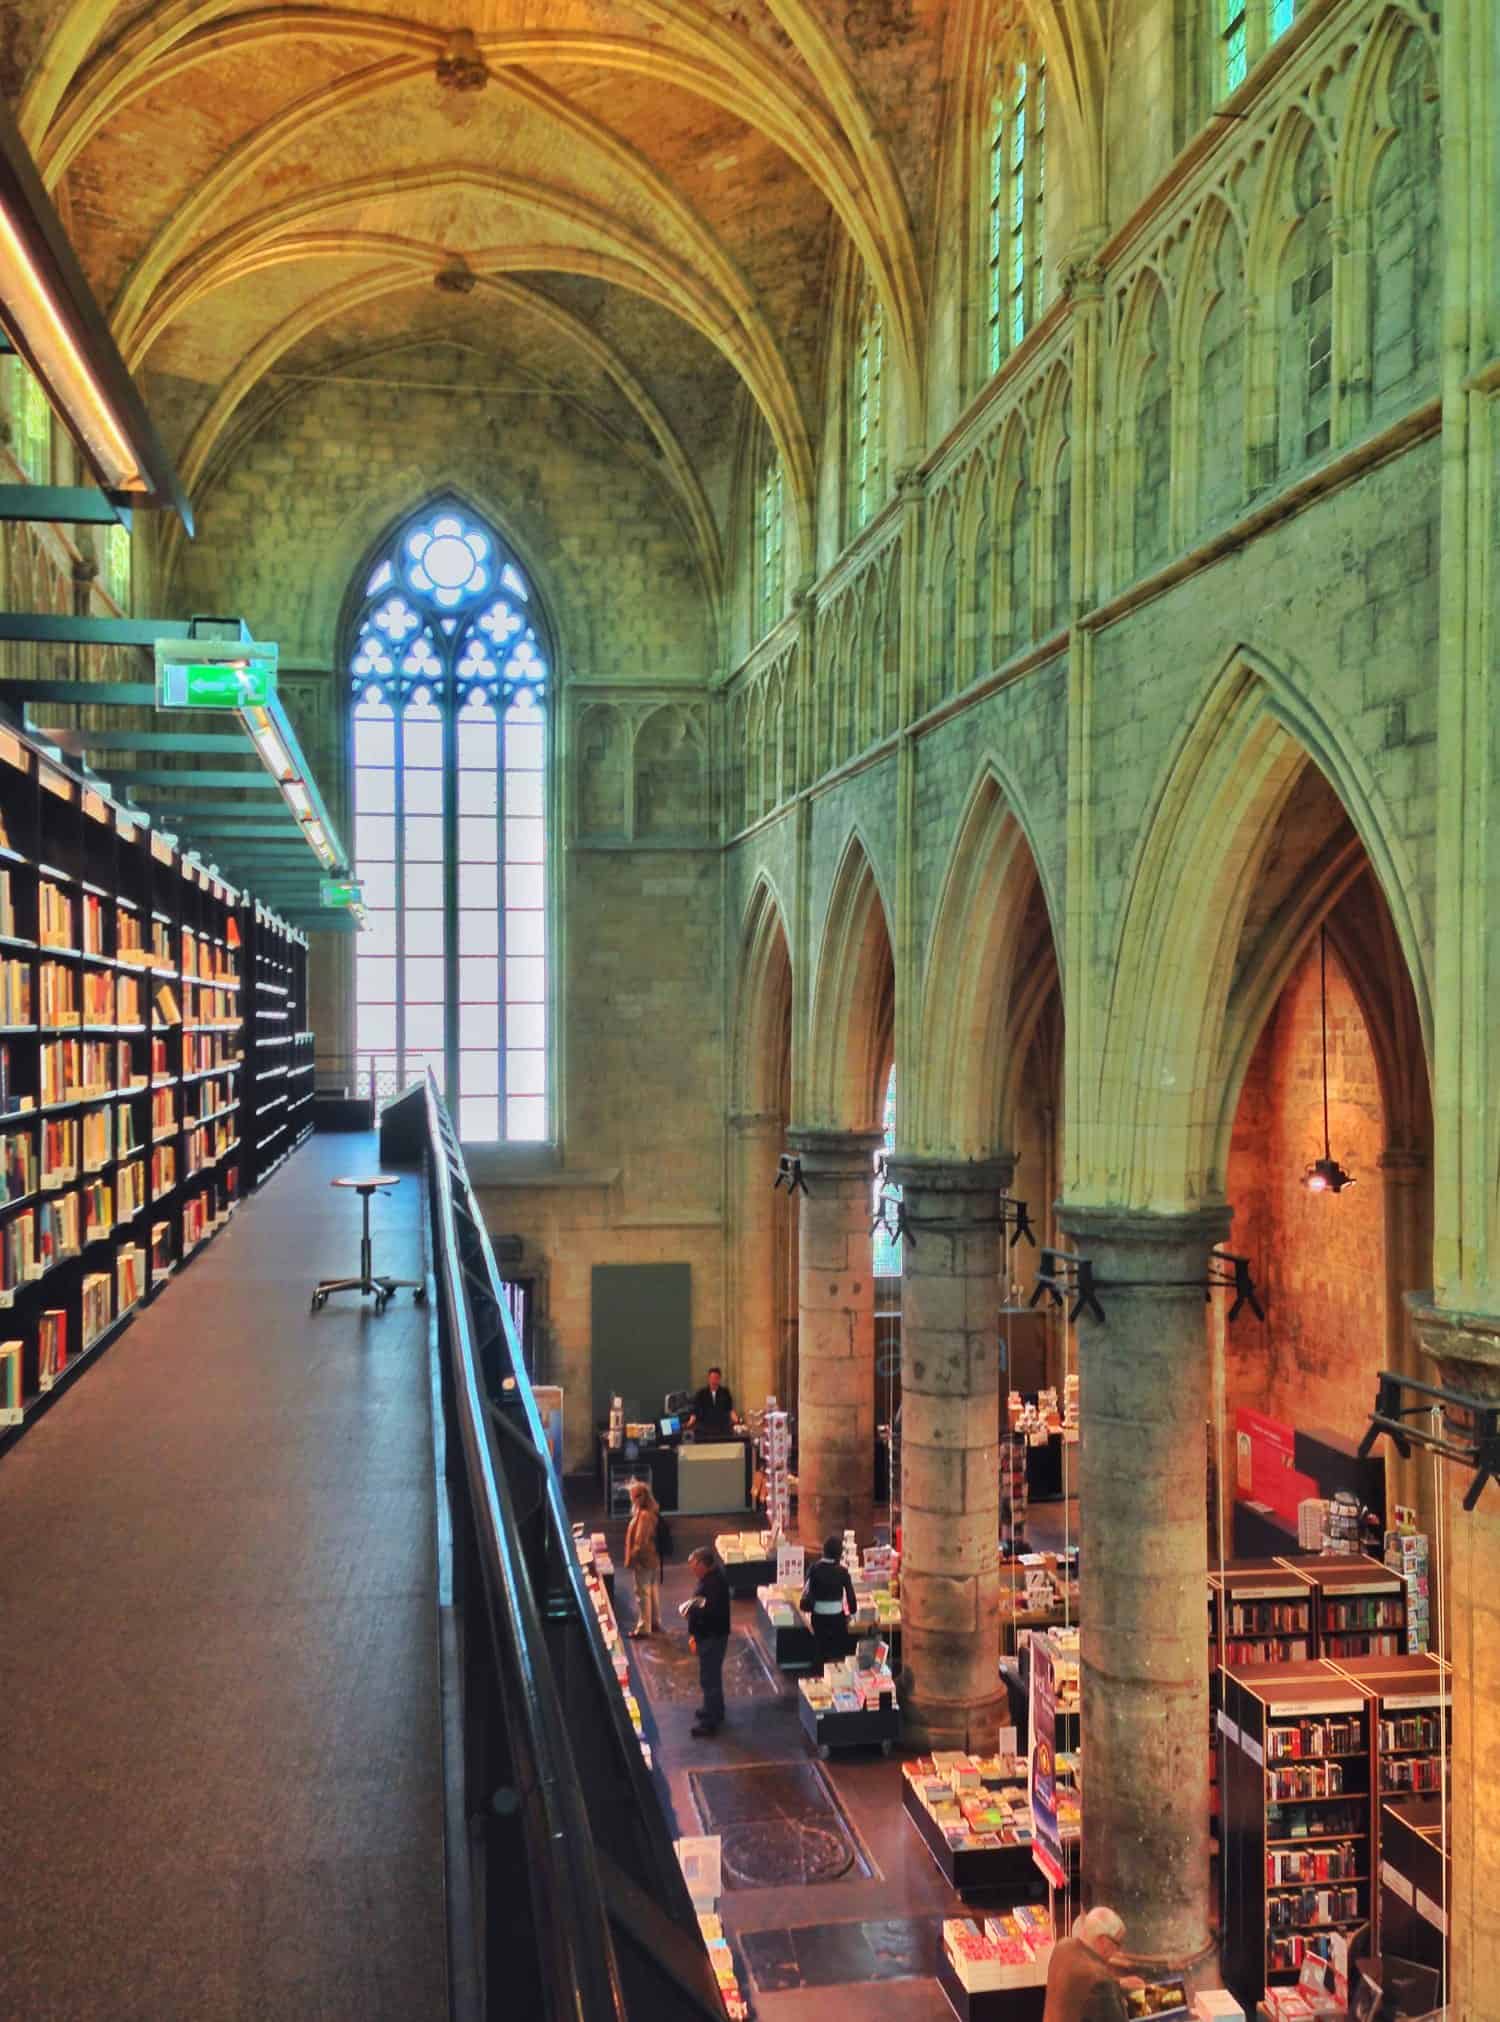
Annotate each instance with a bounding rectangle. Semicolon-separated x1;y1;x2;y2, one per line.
805;831;896;1130
735;875;795;1115
1085;648;1433;1208
914;763;1061;1158
1111;265;1174;582
1178;197;1247;534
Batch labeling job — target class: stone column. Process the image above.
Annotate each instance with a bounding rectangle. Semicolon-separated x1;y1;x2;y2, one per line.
791;1126;884;1546
1057;1203;1230;1973
729;1113;784;1413
886;1154;1011;1750
1381;1149;1436;1535
1410;1301;1500;2022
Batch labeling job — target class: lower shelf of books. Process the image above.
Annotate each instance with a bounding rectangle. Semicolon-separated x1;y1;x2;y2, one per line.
936;1945;1046;2022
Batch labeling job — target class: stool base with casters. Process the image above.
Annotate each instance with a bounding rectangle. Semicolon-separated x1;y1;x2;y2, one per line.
312;1175;427;1316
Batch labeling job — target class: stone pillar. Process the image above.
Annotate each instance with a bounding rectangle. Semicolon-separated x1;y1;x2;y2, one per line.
1410;1301;1500;2022
791;1126;884;1546
886;1154;1012;1750
1058;1203;1229;1973
729;1113;784;1413
1381;1149;1436;1536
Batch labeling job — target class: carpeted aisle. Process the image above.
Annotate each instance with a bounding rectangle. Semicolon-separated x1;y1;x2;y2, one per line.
0;1133;447;2022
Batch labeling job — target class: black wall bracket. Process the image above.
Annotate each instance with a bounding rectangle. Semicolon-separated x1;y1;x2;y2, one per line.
1358;1369;1500;1511
773;1153;808;1196
1028;1245;1264;1325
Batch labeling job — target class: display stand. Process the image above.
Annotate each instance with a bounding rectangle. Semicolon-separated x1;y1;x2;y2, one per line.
755;1588;817;1669
936;1949;1045;2022
797;1686;899;1758
901;1778;1050;1899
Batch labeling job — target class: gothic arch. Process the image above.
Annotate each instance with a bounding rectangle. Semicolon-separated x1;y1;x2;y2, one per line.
735;876;795;1116
1084;648;1432;1209
805;831;896;1131
914;763;1061;1159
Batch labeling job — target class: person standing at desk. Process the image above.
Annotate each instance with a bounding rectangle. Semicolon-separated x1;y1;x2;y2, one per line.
685;1367;738;1441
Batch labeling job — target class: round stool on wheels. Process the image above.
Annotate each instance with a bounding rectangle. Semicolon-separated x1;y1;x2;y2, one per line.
311;1175;427;1316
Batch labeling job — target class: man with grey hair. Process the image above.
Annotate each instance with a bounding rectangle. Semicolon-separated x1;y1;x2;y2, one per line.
1042;1905;1131;2022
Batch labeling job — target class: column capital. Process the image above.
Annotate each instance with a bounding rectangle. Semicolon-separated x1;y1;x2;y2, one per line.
786;1125;884;1180
1408;1294;1500;1392
883;1152;1015;1197
1057;1201;1232;1247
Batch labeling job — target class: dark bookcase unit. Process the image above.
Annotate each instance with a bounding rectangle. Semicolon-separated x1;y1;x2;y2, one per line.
1328;1653;1451;1953
1221;1660;1375;2013
0;719;315;1450
1377;1795;1448;1977
246;904;310;1188
1297;1554;1408;1659
1213;1560;1316;1667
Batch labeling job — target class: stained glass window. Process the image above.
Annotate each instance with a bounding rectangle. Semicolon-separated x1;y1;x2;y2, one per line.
851;285;886;533
350;503;549;1142
986;57;1047;377
1222;0;1248;91
873;1065;902;1277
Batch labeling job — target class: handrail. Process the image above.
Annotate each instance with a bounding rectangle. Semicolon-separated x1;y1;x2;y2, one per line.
423;1076;628;2022
414;1072;724;2022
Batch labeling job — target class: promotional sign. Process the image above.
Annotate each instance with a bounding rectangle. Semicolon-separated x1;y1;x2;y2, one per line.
1234;1405;1319;1528
1029;1639;1066;1888
320;878;364;909
776;1541;805;1589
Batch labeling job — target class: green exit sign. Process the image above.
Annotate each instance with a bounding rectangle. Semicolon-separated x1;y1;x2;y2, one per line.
320;879;363;909
154;639;278;710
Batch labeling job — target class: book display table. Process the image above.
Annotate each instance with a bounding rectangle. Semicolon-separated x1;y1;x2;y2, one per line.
937;1948;1046;2022
756;1588;817;1669
902;1775;1049;1900
715;1531;774;1599
798;1692;900;1756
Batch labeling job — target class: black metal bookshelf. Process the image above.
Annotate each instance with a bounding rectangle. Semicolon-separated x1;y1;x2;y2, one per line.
0;716;314;1446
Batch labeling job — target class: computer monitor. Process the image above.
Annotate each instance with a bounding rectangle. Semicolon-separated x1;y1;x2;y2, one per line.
660;1415;680;1439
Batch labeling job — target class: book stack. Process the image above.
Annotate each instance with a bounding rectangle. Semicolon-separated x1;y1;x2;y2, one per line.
0;1127;35;1203
116;1243;143;1311
38;1308;66;1388
1384;1519;1431;1653
116;1159;144;1222
902;1753;1040;1852
37;1192;79;1268
1322;1492;1363;1554
715;1530;771;1566
761;1403;791;1534
81;1106;111;1172
942;1906;1054;1991
0;1338;20;1423
0;958;31;1025
81;1270;112;1350
695;1912;747;2022
0;1210;33;1293
38;882;73;950
81;969;112;1024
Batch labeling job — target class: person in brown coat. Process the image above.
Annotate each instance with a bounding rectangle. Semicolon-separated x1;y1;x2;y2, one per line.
623;1480;662;1637
1042;1906;1131;2022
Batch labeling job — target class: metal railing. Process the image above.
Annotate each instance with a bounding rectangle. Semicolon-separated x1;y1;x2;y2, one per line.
404;1074;723;2022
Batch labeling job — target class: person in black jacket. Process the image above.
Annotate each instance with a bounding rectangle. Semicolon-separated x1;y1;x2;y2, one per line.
801;1535;858;1666
681;1545;732;1736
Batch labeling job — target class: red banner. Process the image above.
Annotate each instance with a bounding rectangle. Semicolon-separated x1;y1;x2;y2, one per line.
1234;1405;1318;1528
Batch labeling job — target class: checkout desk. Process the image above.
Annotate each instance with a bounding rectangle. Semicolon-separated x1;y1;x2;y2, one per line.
598;1433;753;1515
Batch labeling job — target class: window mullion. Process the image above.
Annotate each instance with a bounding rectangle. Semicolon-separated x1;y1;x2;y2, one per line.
395;699;407;1089
496;701;508;1133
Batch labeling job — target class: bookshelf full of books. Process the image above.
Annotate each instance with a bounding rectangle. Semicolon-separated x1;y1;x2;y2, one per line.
1220;1661;1375;2012
0;716;315;1445
246;903;309;1188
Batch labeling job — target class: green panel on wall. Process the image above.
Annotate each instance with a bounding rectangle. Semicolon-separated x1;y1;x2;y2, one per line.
591;1263;692;1429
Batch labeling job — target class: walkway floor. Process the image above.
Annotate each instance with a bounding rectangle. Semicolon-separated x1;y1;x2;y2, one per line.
0;1133;447;2022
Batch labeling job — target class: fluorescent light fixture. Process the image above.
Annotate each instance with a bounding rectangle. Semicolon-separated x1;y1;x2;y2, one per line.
285;781;313;820
0;96;191;525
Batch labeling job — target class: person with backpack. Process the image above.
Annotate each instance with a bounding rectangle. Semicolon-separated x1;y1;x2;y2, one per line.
624;1480;663;1638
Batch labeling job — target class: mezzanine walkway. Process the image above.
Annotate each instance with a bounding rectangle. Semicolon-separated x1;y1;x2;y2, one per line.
0;1133;447;2022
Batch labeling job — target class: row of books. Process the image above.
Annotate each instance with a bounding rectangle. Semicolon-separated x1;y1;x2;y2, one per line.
184;1034;241;1075
0;869;14;940
1265;1885;1360;1932
1379;1752;1444;1792
82;1178;113;1238
42;1115;79;1181
1267;1761;1351;1800
0;1127;34;1202
1226;1601;1310;1637
41;1039;114;1104
116;1161;145;1221
942;1907;1054;1993
1322;1598;1404;1630
1265;1716;1362;1760
1322;1631;1403;1658
1266;1841;1359;1884
39;881;72;950
1225;1637;1309;1666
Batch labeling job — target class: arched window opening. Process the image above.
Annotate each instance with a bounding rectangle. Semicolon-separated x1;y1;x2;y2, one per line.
986;54;1046;377
349;503;549;1143
758;450;785;636
1219;0;1301;99
850;284;886;535
873;1063;902;1277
